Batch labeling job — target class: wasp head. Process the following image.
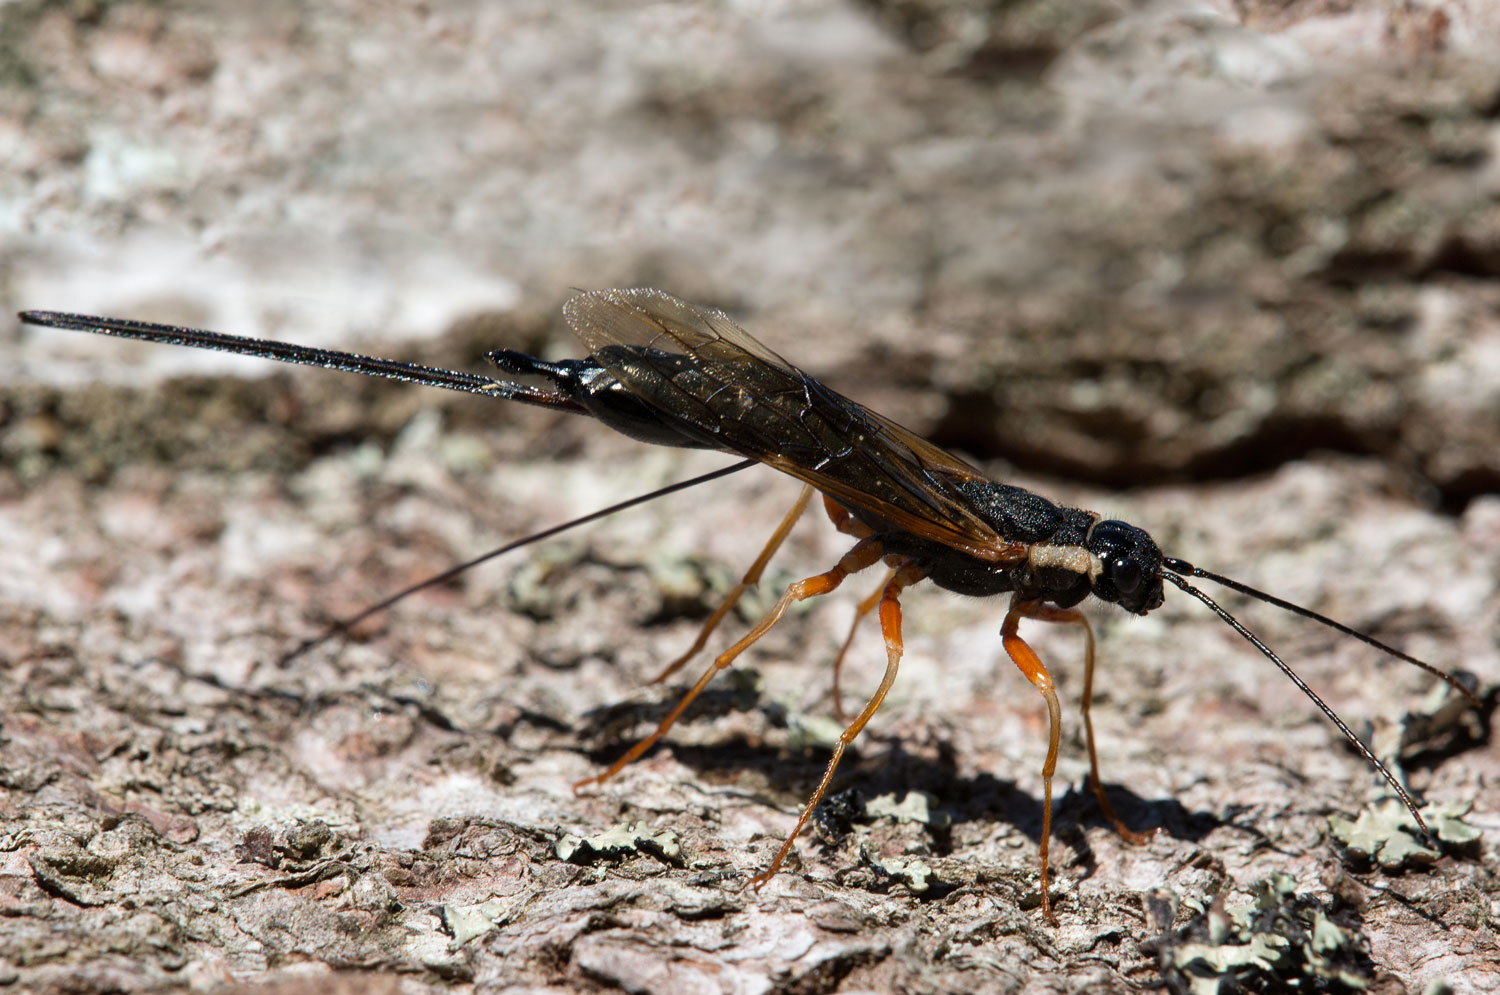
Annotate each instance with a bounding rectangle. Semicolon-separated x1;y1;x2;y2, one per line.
1087;520;1165;614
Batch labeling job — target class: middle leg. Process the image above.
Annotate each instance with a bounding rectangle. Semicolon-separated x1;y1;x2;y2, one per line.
828;567;896;723
651;490;869;686
575;536;887;792
650;484;815;684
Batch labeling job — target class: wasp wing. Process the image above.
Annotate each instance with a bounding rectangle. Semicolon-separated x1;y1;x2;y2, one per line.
563;288;1017;561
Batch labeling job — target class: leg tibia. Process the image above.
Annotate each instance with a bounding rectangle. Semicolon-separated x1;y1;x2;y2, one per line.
575;537;885;793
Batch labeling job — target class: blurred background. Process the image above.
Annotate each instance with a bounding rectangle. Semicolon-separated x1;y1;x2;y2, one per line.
2;2;1498;992
6;0;1498;500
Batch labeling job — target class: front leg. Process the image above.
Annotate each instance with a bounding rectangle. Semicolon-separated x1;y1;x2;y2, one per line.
1013;602;1153;845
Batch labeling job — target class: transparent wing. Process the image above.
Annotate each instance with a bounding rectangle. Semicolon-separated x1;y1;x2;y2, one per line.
563;288;1018;561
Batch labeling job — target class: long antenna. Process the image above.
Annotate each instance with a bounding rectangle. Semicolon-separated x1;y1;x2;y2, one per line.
18;310;585;411
279;458;757;664
1163;557;1479;709
1159;569;1433;837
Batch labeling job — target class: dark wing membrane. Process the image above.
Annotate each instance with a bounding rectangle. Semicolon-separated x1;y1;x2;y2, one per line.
562;288;1015;561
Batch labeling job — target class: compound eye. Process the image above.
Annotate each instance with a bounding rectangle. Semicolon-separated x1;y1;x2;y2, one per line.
1109;557;1143;595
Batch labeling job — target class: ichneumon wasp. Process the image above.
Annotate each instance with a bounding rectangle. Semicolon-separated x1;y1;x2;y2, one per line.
19;288;1480;919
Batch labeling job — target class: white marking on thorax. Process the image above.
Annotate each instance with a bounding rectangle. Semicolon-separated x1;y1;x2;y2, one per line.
1028;544;1103;581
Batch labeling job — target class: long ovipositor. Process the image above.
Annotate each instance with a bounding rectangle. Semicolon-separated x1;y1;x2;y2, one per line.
18;289;1479;921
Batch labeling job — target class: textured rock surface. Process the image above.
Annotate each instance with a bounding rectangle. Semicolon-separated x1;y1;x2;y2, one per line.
3;1;1498;992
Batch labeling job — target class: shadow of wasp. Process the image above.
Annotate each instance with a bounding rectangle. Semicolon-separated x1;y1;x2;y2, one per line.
20;288;1480;920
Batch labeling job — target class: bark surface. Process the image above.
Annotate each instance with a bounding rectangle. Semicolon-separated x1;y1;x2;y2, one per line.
3;2;1498;993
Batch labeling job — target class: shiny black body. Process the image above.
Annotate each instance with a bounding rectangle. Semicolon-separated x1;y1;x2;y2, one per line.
16;290;1462;847
491;327;1165;618
17;295;1168;619
487;349;720;451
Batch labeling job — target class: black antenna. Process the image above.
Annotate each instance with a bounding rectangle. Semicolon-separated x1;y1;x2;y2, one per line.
1159;569;1433;837
280;458;757;664
18;310;585;411
1163;557;1480;710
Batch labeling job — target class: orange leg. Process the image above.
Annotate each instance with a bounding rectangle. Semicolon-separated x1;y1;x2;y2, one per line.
1015;603;1153;846
651;485;815;684
829;567;896;723
751;559;927;887
821;494;876;540
575;536;887;792
1001;596;1064;922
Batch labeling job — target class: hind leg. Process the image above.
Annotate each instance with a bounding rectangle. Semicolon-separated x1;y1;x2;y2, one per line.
751;558;927;887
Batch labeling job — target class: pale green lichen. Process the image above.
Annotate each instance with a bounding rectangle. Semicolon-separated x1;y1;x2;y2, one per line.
785;710;844;751
1326;674;1483;870
1152;875;1372;993
1329;801;1440;870
554;821;682;865
1329;798;1480;870
1425;799;1483;846
865;790;951;827
440;897;519;948
871;854;932;893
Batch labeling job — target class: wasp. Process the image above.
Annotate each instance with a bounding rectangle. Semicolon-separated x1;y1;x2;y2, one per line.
19;288;1477;919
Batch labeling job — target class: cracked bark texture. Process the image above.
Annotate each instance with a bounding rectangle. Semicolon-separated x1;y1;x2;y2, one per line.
2;1;1499;992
